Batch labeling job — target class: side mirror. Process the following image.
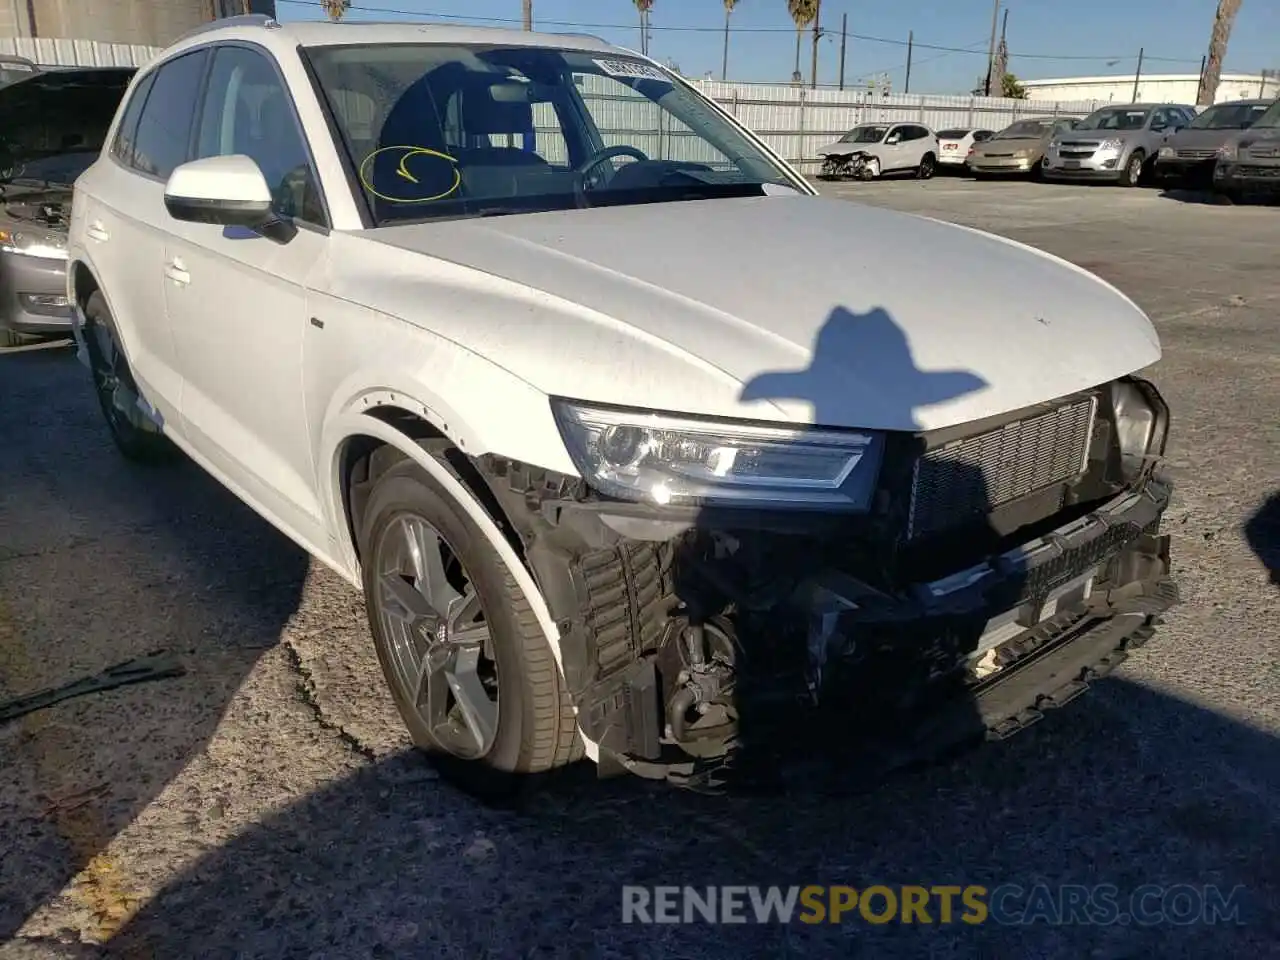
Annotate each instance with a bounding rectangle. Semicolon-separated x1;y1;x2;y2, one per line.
164;155;295;243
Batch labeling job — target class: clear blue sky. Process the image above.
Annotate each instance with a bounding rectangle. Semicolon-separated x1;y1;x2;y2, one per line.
272;0;1279;94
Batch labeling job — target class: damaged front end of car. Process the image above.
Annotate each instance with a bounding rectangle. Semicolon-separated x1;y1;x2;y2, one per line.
467;376;1177;789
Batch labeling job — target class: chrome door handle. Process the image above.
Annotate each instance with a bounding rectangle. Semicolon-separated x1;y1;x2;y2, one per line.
164;257;190;286
86;220;110;243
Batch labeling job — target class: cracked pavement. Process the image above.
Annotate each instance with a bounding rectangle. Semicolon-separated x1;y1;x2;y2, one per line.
1;180;1277;958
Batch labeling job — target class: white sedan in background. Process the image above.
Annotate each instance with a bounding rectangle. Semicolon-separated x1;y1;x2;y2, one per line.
936;127;996;168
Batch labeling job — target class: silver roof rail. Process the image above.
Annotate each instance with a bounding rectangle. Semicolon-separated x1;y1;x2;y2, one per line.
173;13;279;44
553;32;608;44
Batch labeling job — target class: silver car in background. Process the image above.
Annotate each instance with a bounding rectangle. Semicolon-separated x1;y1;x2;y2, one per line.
1042;103;1197;186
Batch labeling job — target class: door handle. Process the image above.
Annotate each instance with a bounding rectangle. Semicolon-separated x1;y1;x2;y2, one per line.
164;257;190;286
86;220;110;243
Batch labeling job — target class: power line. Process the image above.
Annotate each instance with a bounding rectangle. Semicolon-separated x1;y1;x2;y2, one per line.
272;0;1205;65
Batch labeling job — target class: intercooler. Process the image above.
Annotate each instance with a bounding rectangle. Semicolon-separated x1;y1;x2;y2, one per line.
906;396;1097;541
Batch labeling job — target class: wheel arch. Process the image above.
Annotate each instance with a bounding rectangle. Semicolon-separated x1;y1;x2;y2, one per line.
319;401;599;759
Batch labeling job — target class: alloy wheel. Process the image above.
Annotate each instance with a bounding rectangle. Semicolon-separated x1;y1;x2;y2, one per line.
90;322;143;436
373;513;499;759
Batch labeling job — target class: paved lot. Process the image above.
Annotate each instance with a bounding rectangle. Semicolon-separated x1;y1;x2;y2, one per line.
1;179;1277;959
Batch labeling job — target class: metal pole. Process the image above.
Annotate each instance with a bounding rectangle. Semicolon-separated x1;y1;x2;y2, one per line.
522;0;532;31
810;0;822;89
984;0;1001;96
722;5;731;81
1132;47;1144;101
838;13;847;90
905;30;913;93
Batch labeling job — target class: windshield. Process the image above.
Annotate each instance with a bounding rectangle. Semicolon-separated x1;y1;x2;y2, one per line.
1251;100;1280;129
1079;107;1151;131
304;44;801;225
0;69;133;185
838;125;887;143
1190;101;1270;129
996;119;1052;139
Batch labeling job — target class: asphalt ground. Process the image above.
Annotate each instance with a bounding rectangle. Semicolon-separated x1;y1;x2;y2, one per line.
1;176;1277;959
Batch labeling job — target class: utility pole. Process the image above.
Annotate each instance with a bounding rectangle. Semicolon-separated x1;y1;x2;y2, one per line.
905;31;914;93
810;0;823;89
838;13;847;90
1132;47;1144;101
984;0;1001;96
522;0;532;31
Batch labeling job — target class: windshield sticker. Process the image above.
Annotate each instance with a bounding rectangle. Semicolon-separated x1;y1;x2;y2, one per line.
358;145;461;204
592;58;671;82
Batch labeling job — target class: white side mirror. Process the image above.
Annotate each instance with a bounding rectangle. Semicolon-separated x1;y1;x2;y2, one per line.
164;155;294;242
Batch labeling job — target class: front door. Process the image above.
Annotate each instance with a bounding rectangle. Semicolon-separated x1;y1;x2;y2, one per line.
161;43;332;547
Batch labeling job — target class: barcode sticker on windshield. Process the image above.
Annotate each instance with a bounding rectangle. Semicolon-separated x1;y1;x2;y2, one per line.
593;58;670;81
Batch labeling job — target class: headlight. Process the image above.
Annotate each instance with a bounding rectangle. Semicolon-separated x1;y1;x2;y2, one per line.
1097;138;1123;151
1158;145;1175;158
1217;143;1238;161
1048;139;1060;150
550;400;884;510
0;226;67;260
1110;379;1168;481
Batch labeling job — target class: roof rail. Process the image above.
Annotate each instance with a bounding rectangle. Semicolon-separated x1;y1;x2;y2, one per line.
173;13;279;45
553;32;608;44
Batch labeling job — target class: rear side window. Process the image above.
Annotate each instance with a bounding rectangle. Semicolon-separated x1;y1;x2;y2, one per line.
110;71;155;168
131;49;208;179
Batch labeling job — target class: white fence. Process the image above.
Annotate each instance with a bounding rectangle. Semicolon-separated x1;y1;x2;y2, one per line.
688;81;1110;173
0;36;160;69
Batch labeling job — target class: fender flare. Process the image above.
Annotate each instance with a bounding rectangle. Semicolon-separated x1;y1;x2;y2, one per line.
320;407;601;763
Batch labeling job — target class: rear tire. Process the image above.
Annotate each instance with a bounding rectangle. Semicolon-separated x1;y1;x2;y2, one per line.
918;153;936;179
83;291;177;463
360;455;583;800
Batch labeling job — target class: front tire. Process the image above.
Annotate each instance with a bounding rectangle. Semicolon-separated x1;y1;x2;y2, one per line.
83;291;176;463
360;456;582;797
1119;150;1146;187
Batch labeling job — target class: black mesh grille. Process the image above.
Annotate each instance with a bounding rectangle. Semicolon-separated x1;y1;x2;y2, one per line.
908;397;1096;541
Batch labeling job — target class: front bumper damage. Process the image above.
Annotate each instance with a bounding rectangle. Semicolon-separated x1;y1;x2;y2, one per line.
463;380;1178;789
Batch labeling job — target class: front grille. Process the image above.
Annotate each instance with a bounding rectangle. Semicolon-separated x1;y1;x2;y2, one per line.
1176;148;1216;159
1248;146;1280;159
907;397;1096;541
1238;164;1280;178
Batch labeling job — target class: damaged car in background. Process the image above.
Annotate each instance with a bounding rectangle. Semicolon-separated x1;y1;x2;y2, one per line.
0;65;135;347
67;18;1178;797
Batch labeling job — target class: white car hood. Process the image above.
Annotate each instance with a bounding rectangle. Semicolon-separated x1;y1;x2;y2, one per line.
369;196;1160;432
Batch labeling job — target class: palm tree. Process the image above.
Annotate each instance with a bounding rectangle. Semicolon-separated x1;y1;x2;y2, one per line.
787;0;818;84
722;1;739;82
320;0;350;21
634;0;654;56
1197;0;1243;105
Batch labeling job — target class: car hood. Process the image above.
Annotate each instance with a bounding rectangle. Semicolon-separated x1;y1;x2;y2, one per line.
0;67;133;173
365;196;1160;433
973;136;1044;153
1164;127;1244;149
1064;128;1141;140
1239;127;1280;151
818;140;885;156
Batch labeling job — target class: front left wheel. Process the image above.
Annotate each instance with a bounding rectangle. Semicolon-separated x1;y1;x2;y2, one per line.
360;455;583;796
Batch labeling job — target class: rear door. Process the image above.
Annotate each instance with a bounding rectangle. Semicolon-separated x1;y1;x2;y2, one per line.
73;49;209;427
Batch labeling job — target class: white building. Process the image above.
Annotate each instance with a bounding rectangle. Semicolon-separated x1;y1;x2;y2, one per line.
1022;73;1279;107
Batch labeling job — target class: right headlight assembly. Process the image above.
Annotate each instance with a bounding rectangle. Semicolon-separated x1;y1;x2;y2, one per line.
550;399;885;510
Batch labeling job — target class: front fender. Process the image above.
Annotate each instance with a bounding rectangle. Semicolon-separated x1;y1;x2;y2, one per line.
316;409;600;762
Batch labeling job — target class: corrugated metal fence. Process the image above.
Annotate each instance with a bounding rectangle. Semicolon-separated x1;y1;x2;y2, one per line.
689;81;1109;173
0;36;160;69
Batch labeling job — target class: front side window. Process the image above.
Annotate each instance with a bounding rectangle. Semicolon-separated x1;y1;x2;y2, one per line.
193;45;326;225
132;50;209;179
1079;107;1151;131
304;42;801;225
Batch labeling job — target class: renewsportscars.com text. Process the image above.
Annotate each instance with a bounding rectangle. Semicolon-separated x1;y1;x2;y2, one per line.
621;884;1247;926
